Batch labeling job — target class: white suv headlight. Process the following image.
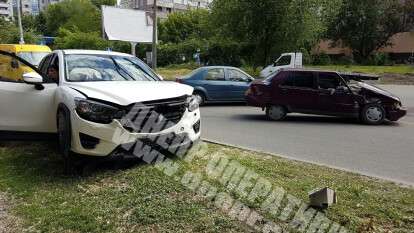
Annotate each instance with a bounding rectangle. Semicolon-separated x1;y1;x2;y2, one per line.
75;98;125;124
186;95;199;112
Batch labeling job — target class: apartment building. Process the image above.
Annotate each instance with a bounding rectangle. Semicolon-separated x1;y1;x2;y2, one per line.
0;0;13;18
1;0;40;18
17;0;34;14
38;0;61;12
126;0;212;18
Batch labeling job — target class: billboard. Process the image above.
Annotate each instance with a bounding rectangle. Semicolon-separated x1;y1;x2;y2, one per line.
102;6;154;43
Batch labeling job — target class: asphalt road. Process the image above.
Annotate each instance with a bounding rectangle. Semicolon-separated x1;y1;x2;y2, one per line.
200;85;414;186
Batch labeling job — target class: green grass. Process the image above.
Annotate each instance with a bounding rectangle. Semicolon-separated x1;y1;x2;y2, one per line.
157;68;193;81
307;65;414;75
157;63;200;81
0;142;245;233
0;142;413;232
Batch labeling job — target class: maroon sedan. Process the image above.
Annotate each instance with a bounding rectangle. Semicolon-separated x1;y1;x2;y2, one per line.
245;69;407;125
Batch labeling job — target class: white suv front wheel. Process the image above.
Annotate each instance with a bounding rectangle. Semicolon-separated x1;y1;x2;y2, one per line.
57;109;72;170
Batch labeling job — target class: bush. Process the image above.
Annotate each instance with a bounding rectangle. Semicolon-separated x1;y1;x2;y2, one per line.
203;40;243;67
359;53;393;66
0;18;41;44
158;39;206;66
372;53;392;66
311;53;332;65
241;66;261;78
297;48;312;65
157;39;246;67
332;55;355;65
54;28;109;50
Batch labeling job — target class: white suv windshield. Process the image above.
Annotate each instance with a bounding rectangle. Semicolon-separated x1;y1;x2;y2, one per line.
65;54;160;82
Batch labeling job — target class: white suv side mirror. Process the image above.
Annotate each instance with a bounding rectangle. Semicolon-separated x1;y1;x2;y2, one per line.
23;72;45;90
23;72;43;84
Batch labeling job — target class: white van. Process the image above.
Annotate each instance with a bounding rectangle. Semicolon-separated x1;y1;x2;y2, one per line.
260;52;303;78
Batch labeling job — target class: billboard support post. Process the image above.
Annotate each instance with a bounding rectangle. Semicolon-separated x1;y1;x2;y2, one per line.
130;42;138;56
152;0;157;69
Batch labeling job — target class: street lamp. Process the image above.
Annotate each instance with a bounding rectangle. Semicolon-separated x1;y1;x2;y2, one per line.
152;0;157;69
16;0;25;44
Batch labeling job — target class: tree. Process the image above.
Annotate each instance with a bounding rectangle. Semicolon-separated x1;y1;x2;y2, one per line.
210;0;342;67
327;0;403;62
0;18;17;43
90;0;116;8
402;0;414;31
43;0;101;36
158;9;211;44
34;12;48;35
0;17;40;44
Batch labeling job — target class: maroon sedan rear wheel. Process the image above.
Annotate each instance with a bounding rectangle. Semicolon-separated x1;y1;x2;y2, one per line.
266;105;287;121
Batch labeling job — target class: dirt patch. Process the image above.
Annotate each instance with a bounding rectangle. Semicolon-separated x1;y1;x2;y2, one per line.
0;193;21;233
379;73;414;85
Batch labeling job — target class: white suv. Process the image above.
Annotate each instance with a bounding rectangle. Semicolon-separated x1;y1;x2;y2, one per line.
0;50;201;161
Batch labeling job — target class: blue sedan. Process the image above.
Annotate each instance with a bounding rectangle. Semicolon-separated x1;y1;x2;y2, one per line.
176;66;254;105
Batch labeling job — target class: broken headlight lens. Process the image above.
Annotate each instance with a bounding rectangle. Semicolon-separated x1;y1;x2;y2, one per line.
394;102;402;109
75;98;125;124
186;95;199;112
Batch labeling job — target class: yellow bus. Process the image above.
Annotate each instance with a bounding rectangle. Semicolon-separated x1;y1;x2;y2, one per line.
0;44;51;82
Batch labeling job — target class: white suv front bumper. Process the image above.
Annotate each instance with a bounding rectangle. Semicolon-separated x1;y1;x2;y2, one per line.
70;108;201;157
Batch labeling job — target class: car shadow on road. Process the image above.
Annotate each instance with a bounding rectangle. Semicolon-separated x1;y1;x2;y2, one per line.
201;102;247;107
232;114;400;126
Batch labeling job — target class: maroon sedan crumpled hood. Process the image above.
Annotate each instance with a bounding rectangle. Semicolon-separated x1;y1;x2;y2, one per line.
251;79;266;85
358;82;401;102
250;78;273;88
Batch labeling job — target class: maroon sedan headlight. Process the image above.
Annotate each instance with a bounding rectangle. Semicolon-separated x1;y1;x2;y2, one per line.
245;87;253;96
393;102;402;109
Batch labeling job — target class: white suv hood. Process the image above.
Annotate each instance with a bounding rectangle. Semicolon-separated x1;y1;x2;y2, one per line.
67;81;193;106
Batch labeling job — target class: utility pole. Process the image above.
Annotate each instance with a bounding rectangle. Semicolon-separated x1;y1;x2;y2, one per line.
152;0;157;69
16;0;25;44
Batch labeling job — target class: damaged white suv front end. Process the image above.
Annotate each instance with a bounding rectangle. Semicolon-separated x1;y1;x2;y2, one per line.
69;82;201;157
0;50;201;159
62;51;201;158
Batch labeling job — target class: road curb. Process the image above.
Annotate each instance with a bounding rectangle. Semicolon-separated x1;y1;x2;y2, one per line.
202;138;414;188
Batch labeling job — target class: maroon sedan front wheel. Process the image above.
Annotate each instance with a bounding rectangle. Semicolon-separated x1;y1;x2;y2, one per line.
266;105;287;121
361;104;386;125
